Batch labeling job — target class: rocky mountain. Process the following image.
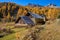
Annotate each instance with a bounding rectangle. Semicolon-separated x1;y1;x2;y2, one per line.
27;3;43;7
46;3;60;8
47;4;56;6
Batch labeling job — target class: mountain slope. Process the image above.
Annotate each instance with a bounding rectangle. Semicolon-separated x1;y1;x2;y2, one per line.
0;2;60;22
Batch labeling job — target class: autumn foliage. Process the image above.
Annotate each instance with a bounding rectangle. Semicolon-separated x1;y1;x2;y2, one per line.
0;2;60;22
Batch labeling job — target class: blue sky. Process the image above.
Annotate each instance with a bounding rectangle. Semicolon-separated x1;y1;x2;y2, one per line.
0;0;60;6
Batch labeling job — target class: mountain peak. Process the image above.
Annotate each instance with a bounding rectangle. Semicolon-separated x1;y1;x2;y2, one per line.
47;3;56;7
27;3;43;7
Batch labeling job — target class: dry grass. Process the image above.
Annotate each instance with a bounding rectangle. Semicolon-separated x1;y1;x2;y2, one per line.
20;19;60;40
0;19;60;40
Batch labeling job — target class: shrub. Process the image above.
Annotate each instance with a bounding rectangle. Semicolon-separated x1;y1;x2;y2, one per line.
57;15;60;19
0;27;14;34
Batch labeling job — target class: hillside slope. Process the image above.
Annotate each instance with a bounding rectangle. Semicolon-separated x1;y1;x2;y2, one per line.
0;2;60;21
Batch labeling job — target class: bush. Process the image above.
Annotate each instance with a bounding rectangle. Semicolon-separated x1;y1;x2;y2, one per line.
0;32;7;38
0;27;3;33
0;28;15;38
2;28;14;33
57;15;60;19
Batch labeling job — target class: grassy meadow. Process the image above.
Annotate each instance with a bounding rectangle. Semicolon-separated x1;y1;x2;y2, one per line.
0;19;60;40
